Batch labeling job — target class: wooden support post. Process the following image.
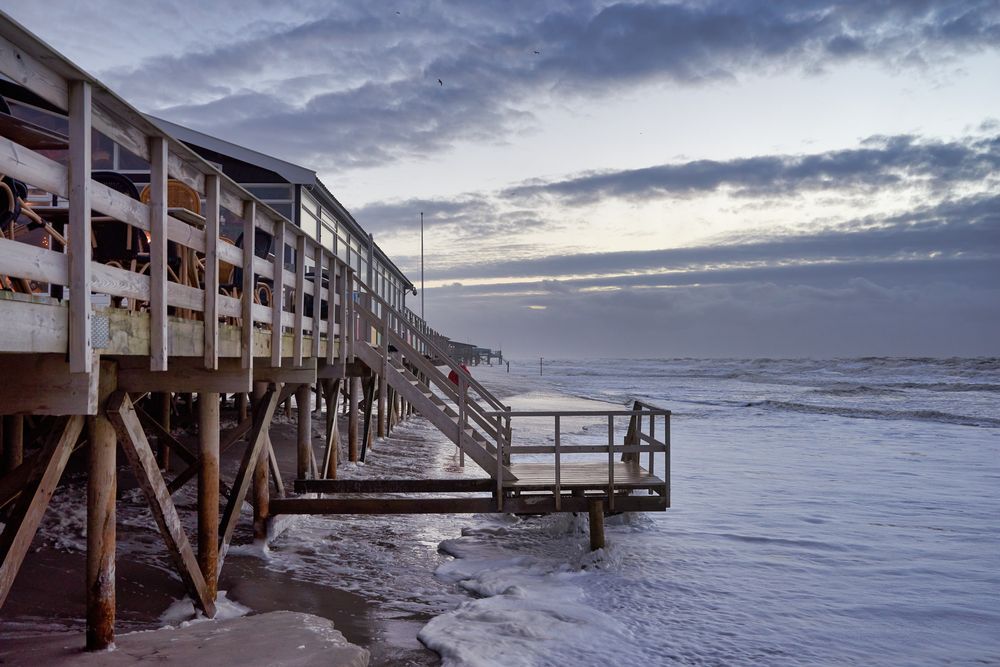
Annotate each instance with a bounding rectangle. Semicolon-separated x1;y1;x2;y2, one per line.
158;392;171;471
322;379;341;479
106;392;216;618
198;391;220;602
0;416;85;610
68;80;92;374
87;363;117;649
348;376;360;463
2;416;23;474
252;382;270;541
238;392;248;422
588;498;605;551
296;383;311;480
360;378;375;461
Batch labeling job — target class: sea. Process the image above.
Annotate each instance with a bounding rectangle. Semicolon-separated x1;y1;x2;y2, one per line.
263;357;1000;666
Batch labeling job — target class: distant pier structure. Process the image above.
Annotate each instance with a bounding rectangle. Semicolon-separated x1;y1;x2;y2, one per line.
0;11;670;655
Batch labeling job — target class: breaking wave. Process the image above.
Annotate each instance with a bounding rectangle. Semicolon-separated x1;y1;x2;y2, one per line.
746;400;1000;428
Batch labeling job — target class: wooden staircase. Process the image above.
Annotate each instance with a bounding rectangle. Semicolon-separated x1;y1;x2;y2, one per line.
352;340;514;480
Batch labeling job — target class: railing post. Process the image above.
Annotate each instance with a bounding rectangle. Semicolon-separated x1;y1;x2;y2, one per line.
648;411;655;477
314;244;324;361
554;414;561;511
607;415;615;511
270;219;285;367
203;174;220;370
326;253;337;365
458;377;467;468
148;135;169;371
293;235;305;366
241;201;255;370
67;80;92;374
665;413;671;508
495;414;504;511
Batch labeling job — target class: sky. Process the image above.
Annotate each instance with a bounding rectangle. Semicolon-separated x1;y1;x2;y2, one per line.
7;1;999;358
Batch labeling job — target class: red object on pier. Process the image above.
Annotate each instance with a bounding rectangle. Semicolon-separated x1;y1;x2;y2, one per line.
449;363;470;385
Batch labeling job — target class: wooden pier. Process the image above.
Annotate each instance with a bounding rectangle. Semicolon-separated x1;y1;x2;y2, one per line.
0;11;671;653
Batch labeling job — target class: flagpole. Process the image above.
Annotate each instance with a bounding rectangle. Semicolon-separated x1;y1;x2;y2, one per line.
420;211;425;320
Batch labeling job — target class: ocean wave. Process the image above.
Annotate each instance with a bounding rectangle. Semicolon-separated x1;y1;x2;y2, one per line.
746;400;1000;428
807;385;903;397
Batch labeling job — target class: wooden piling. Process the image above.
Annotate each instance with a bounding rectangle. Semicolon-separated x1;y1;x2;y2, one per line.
2;416;23;473
588;498;605;551
157;392;171;471
238;392;248;422
377;373;387;438
348;376;360;462
252;383;270;541
87;363;117;651
296;383;311;480
197;391;220;601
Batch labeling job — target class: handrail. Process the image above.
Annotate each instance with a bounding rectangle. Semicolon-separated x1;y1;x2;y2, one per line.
494;403;671;511
350;274;507;412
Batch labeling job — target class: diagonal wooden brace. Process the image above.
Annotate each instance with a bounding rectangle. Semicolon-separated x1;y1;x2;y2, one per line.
106;391;217;618
0;415;84;609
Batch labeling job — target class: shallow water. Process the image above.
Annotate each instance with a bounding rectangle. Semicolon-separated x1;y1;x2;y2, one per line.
418;359;1000;665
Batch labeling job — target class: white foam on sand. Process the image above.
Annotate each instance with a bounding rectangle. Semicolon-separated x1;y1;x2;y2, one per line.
417;513;642;667
158;591;251;627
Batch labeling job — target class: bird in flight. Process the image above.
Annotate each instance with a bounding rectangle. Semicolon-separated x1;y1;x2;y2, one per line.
438;78;443;86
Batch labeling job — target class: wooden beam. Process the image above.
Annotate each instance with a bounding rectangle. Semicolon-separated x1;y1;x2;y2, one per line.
270;220;285;368
117;356;253;394
270;497;497;515
68;79;92;374
252;358;316;385
218;387;279;574
204;174;220;370
0;415;84;608
252;382;270;542
106;392;216;617
149;136;169;371
0;353;99;416
293;478;494;494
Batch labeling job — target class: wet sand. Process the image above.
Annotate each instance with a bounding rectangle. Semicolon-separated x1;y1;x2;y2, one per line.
0;399;440;666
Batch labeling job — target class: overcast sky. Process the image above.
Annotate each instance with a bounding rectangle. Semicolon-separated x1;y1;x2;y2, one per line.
9;1;999;358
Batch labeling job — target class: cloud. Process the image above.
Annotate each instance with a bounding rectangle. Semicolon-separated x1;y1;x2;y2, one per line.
14;1;998;170
503;133;1000;204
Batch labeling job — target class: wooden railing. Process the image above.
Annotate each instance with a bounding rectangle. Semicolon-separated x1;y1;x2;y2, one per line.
486;401;671;511
0;14;381;375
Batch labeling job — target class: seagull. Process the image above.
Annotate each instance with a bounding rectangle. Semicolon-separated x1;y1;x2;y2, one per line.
438;78;443;86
